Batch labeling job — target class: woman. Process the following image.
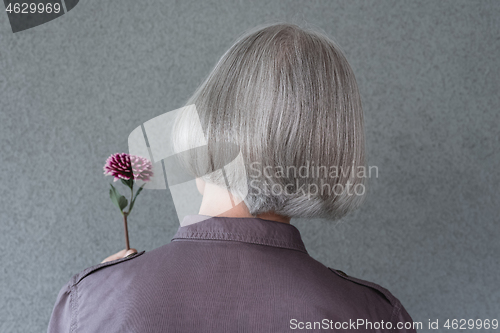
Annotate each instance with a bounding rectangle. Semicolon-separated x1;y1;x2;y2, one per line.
48;22;416;332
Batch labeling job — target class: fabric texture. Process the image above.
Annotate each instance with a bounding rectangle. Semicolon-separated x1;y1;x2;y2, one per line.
47;215;416;332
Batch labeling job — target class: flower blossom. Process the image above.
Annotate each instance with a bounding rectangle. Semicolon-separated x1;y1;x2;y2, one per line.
103;153;154;182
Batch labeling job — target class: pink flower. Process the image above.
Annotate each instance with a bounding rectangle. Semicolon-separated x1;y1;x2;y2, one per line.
130;155;154;181
103;153;154;182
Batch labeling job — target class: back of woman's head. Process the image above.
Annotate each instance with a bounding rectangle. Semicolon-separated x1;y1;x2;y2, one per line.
173;22;367;220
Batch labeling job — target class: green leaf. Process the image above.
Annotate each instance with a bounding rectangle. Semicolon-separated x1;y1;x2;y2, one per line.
121;178;134;189
128;184;145;214
118;195;128;211
109;184;123;213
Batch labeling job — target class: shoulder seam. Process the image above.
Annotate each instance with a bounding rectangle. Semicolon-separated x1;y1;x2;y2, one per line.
389;298;403;331
327;267;398;307
69;281;78;332
71;250;146;286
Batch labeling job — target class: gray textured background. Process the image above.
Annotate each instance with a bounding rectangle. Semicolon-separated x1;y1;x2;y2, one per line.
1;1;499;332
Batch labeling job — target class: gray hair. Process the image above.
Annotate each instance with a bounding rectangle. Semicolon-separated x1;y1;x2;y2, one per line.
172;22;367;220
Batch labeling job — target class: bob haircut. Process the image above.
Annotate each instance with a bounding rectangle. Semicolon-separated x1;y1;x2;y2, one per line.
172;22;367;220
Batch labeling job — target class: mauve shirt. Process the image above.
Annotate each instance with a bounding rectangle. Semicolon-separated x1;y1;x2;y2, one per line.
47;215;417;332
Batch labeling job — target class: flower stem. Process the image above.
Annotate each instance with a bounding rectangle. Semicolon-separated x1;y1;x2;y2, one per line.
130;184;134;211
123;212;130;251
122;181;134;251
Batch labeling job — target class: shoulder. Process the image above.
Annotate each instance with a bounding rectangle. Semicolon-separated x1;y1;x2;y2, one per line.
328;268;417;331
327;267;412;324
328;267;400;307
48;251;146;333
69;250;146;287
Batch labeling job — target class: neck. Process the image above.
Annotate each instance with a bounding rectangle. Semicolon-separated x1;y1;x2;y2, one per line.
198;181;291;224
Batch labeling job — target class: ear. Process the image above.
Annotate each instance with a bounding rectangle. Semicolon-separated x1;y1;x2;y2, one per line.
195;178;205;195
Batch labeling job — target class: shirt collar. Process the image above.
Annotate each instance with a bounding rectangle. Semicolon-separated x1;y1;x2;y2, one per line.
171;215;308;254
